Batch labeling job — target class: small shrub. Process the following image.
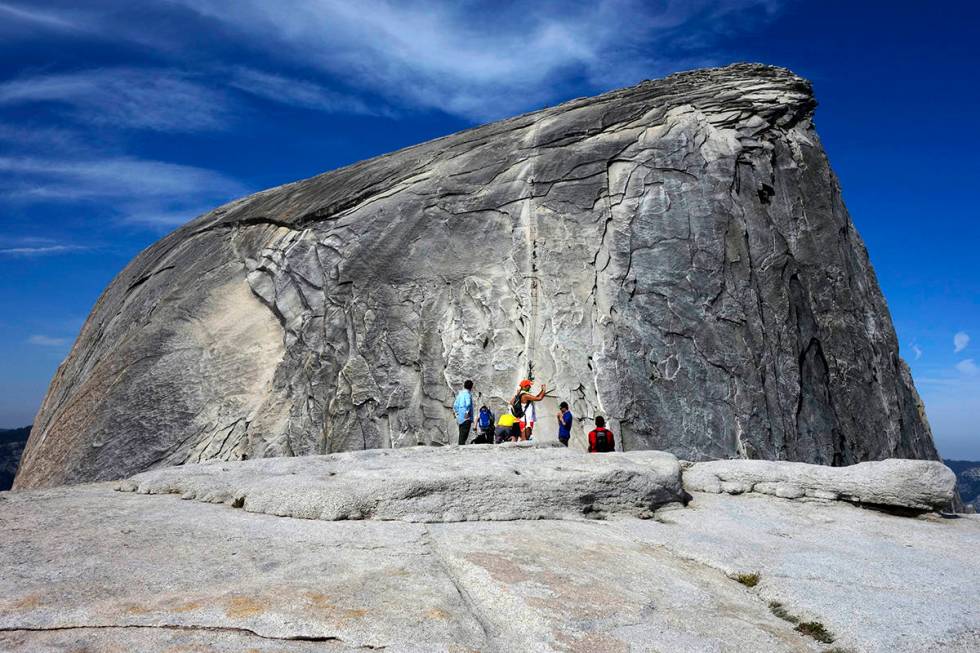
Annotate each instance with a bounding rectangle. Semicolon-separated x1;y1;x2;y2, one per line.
768;601;836;644
796;621;835;644
768;601;799;624
734;572;760;587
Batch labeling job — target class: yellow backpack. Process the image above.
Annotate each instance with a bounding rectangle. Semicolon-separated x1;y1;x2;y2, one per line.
497;413;517;427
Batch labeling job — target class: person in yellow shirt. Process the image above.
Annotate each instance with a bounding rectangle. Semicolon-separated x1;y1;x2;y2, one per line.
495;412;520;443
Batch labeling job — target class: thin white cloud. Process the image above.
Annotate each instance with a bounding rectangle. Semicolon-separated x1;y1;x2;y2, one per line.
1;2;784;120
0;122;89;152
956;359;978;376
954;331;970;353
0;244;84;256
229;68;389;116
27;334;69;346
0;156;244;201
0;1;178;49
0;155;247;229
121;205;216;228
0;2;82;32
172;0;783;120
0;68;231;132
912;344;923;360
0;65;396;136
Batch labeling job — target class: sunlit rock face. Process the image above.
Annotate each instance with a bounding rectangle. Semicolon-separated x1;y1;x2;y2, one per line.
15;63;937;488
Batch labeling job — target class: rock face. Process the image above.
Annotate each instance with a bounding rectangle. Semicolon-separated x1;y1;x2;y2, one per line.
16;63;937;489
2;448;978;652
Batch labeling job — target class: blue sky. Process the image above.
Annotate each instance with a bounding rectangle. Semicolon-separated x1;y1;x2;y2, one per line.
1;1;977;458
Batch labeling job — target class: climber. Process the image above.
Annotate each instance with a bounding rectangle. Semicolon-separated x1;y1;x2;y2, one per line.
453;380;475;445
557;401;573;446
520;400;537;440
587;416;615;453
511;379;546;441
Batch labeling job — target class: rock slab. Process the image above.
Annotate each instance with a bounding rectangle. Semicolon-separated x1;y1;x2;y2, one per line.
117;444;684;521
16;63;937;489
683;458;956;511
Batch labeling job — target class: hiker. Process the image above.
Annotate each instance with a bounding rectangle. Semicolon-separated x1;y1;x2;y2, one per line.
511;379;546;441
495;412;520;444
587;415;615;453
557;401;573;446
453;380;475;445
474;405;495;444
521;400;537;440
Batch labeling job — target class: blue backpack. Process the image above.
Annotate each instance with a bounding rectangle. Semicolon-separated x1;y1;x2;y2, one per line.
478;407;493;429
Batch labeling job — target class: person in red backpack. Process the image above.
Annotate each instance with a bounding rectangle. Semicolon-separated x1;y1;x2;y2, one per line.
587;416;615;453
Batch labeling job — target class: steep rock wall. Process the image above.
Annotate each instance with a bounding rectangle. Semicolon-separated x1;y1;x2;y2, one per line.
15;64;937;488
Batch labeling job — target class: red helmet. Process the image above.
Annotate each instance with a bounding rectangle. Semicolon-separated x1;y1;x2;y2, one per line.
519;379;533;390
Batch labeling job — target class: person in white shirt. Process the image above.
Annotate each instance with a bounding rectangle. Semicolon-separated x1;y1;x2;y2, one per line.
524;400;537;440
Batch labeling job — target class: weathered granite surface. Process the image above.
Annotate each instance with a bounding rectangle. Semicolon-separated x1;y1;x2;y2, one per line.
683;458;956;510
628;493;980;653
16;63;937;489
117;444;685;522
1;449;977;652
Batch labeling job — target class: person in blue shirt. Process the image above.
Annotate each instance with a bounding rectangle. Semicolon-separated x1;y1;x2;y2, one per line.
453;379;475;445
557;401;573;446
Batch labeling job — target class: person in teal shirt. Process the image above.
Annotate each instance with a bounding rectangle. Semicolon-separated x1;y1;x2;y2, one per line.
453;379;475;445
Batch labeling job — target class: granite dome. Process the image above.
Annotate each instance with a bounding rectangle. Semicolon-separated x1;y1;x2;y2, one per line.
15;63;937;489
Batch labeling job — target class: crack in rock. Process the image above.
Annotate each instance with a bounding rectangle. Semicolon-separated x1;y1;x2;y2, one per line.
0;624;385;648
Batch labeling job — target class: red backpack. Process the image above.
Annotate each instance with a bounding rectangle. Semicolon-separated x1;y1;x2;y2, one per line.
590;427;614;452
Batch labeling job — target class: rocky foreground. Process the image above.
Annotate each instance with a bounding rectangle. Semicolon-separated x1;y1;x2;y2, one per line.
1;446;976;652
